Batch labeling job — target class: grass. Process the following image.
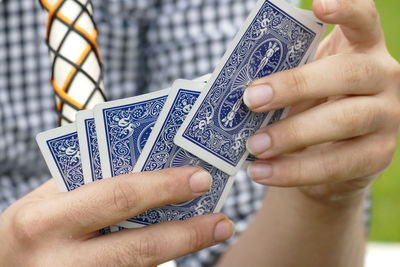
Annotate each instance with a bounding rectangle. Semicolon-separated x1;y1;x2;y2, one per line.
300;0;400;241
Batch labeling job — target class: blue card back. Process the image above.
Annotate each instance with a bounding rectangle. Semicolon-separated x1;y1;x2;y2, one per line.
84;118;103;181
131;88;231;226
177;0;321;175
46;132;84;191
101;96;168;177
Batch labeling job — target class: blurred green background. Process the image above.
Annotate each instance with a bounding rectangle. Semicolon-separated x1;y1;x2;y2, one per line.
301;0;400;241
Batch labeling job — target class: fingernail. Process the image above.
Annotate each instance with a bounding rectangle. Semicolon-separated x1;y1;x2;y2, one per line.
247;163;273;180
243;85;273;109
320;0;337;14
190;170;212;194
246;133;272;155
214;219;235;242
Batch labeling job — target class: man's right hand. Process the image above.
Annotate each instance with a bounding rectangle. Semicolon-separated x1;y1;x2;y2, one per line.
0;167;234;267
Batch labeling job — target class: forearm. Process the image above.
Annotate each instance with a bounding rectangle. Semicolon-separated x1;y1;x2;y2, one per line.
218;187;366;267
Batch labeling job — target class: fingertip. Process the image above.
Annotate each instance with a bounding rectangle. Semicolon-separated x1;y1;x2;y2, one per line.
243;84;273;111
214;218;235;242
243;88;252;109
189;169;212;194
312;0;324;19
247;162;273;183
313;0;338;20
246;132;271;156
246;164;253;180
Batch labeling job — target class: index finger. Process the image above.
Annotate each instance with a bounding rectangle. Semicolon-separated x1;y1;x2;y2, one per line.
243;53;385;112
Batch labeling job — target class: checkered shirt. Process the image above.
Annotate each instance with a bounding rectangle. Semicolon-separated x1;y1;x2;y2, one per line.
1;1;371;266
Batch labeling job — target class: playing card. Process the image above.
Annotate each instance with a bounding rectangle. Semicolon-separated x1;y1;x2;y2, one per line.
194;73;212;83
110;225;125;232
175;0;324;175
295;8;327;63
76;110;103;184
244;10;326;163
94;89;170;178
36;123;84;192
117;80;234;228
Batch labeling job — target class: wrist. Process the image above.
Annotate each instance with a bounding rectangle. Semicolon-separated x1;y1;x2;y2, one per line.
297;185;369;211
265;187;367;223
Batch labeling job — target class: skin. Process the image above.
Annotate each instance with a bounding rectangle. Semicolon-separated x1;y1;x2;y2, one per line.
0;167;235;267
218;0;400;266
0;0;399;266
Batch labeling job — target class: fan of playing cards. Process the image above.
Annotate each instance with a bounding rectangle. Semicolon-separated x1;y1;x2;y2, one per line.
37;0;326;229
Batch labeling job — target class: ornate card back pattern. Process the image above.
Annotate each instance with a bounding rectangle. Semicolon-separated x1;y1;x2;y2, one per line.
181;0;316;169
47;132;84;191
132;89;231;225
84;118;103;181
102;96;168;177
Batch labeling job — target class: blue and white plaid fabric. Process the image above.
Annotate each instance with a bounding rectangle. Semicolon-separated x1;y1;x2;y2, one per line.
1;1;371;266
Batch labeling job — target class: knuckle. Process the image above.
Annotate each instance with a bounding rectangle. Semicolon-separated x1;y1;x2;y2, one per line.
117;236;163;267
113;243;145;267
336;100;377;134
12;205;44;243
162;170;181;187
186;225;208;251
153;168;187;198
354;136;396;177
158;168;182;181
287;68;308;98
138;238;160;263
162;167;197;190
394;107;400;128
114;253;142;267
336;102;359;129
282;119;304;145
342;56;379;89
287;158;306;185
358;104;380;132
353;148;372;176
377;136;397;169
111;180;140;214
319;150;341;181
367;1;379;22
389;62;400;89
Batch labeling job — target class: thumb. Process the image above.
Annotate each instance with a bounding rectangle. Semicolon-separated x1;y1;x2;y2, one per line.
313;0;383;47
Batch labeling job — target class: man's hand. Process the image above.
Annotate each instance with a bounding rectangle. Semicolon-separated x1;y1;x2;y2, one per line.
244;0;400;202
0;167;234;267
